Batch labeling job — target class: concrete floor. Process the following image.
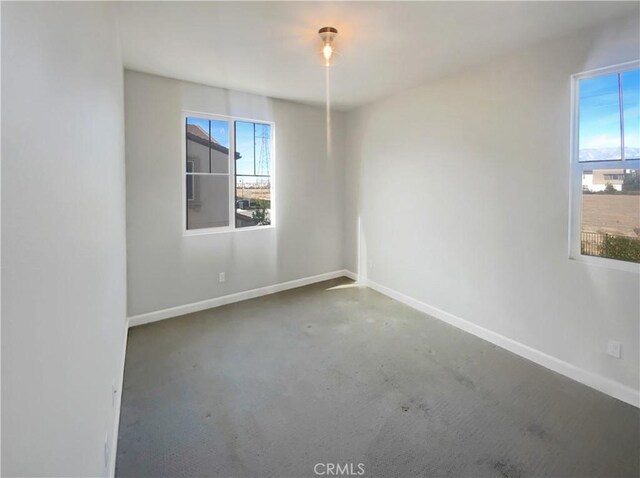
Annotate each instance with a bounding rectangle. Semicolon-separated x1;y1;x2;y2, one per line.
116;278;639;478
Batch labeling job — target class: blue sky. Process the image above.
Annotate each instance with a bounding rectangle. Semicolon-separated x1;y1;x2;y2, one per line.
186;117;271;178
235;121;271;178
186;117;230;148
579;69;639;157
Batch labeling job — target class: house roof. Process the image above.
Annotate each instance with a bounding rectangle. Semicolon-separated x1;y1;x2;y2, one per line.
186;124;241;160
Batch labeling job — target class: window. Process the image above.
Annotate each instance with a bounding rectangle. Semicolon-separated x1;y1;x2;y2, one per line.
184;113;274;233
570;62;640;267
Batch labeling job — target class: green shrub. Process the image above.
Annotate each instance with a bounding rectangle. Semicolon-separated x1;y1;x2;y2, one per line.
623;170;640;192
604;183;616;193
255;199;271;209
601;234;640;263
252;207;269;225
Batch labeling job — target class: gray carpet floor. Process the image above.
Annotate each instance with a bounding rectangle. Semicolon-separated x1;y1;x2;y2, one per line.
116;278;639;478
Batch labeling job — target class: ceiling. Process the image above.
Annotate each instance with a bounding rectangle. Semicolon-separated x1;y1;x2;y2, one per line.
115;1;638;111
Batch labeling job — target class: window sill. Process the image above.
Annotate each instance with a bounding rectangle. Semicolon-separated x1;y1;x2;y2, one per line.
569;254;640;273
183;224;275;237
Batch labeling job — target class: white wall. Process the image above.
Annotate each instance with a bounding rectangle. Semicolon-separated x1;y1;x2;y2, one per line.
125;71;344;317
1;3;127;476
345;15;640;397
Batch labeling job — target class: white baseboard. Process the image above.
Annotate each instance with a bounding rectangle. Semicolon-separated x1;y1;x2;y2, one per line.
128;270;355;328
109;323;128;477
366;278;640;408
342;269;359;281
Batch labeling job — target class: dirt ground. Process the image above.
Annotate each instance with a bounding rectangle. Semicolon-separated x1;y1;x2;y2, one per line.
236;187;270;202
581;194;640;236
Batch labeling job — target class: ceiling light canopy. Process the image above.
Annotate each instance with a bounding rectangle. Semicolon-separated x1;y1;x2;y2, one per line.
318;26;338;67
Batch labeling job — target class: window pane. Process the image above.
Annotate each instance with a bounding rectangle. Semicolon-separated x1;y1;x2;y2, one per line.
623;69;640;160
186;118;229;173
186;117;211;173
235;121;272;228
581;169;640;262
209;120;230;173
236;176;271;228
578;73;622;161
235;121;255;175
235;122;272;176
187;175;230;230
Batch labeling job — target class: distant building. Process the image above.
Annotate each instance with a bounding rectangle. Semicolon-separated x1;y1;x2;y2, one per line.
582;169;629;192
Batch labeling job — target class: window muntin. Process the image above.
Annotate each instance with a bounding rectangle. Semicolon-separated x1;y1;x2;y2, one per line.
623;69;640;160
571;63;640;267
186;160;195;201
184;114;274;233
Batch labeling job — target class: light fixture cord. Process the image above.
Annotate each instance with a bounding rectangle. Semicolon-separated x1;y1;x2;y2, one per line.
326;65;331;156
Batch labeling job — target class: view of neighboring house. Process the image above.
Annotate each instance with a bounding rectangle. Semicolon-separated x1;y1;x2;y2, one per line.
186;123;234;229
582;168;630;191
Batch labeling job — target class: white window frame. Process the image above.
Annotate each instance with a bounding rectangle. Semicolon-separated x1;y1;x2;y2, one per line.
186;160;195;201
569;60;640;273
182;110;276;236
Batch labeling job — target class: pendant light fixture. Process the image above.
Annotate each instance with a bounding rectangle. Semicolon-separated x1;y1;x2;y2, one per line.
318;26;338;66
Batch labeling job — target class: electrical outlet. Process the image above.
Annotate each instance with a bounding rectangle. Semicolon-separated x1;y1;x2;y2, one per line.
607;340;622;359
219;272;225;283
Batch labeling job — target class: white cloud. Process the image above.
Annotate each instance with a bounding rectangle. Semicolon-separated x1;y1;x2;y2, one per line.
582;134;620;149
